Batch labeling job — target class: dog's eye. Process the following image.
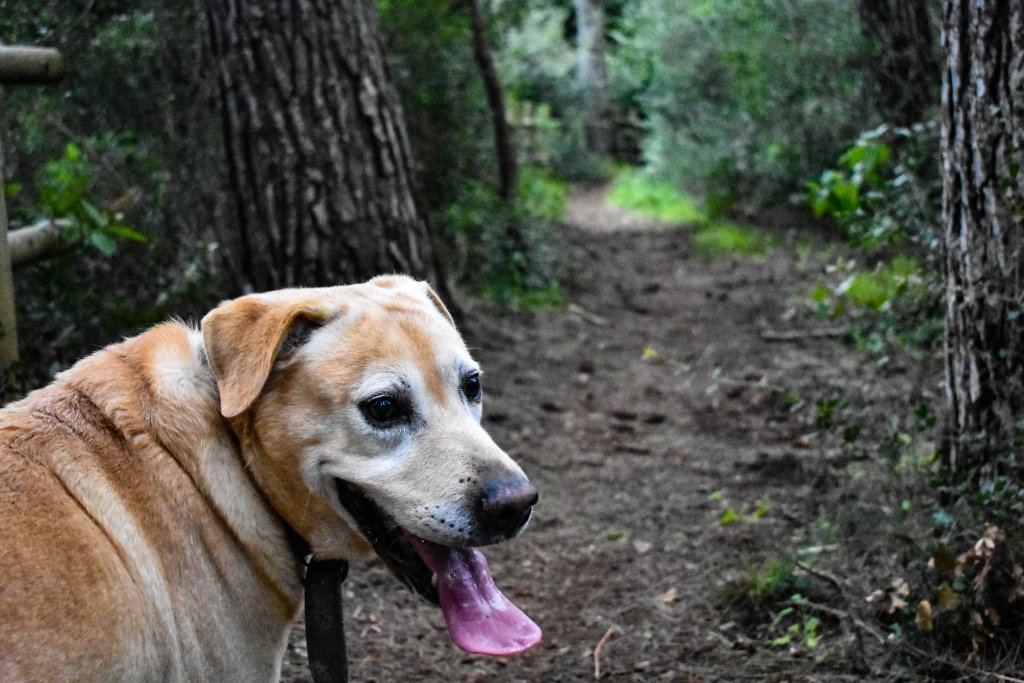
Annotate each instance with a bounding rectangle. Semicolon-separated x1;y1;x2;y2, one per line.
361;396;408;426
461;372;482;402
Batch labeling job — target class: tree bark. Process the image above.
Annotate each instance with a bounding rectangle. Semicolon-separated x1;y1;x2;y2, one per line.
202;0;439;291
464;0;517;200
940;0;1024;476
575;0;612;156
858;0;940;125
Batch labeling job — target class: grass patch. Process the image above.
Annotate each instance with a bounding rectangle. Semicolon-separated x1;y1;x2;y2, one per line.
836;255;920;310
608;168;777;260
695;221;778;260
607;168;704;224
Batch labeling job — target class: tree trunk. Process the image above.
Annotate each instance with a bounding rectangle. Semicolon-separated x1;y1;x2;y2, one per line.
465;0;517;200
575;0;612;156
940;0;1024;477
857;0;940;125
202;0;439;291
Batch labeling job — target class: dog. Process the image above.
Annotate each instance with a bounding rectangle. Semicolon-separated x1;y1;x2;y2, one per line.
0;275;541;681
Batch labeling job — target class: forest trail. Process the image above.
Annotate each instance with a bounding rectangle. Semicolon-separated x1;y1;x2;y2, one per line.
282;185;924;682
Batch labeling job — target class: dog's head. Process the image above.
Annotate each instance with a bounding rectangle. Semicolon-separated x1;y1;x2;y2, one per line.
201;276;540;654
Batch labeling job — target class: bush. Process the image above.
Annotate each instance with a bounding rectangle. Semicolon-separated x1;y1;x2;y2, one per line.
806;121;941;251
438;167;567;309
614;0;869;207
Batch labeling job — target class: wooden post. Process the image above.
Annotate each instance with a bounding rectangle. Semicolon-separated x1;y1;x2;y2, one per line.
0;46;65;372
0;47;65;84
0;143;16;367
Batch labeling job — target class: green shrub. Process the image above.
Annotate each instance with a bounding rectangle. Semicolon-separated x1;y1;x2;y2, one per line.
806;121;941;250
615;0;869;206
438;167;567;309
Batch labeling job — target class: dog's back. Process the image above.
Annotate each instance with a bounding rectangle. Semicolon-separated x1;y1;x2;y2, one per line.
0;323;300;681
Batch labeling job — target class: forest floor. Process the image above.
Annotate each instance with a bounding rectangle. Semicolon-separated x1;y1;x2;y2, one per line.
281;185;948;682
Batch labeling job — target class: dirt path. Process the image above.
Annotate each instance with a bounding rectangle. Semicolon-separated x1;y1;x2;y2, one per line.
281;185;928;681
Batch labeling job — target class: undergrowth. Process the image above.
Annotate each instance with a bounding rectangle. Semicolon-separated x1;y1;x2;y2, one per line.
607;168;776;259
439;166;568;310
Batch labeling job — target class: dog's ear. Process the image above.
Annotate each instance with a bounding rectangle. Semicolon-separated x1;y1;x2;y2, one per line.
423;283;455;327
201;297;328;418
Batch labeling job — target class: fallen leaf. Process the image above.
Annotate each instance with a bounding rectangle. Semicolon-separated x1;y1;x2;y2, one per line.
915;601;933;632
936;583;959;609
657;587;679;603
633;540;653;554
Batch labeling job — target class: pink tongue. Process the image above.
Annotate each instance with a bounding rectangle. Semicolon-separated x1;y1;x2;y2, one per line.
405;535;542;656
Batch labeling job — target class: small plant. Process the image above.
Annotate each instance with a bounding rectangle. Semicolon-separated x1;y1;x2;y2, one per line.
767;596;822;650
35;142;146;255
725;556;809;607
707;490;770;526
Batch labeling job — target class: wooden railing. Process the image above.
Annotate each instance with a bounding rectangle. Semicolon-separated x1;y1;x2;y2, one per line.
1;46;65;370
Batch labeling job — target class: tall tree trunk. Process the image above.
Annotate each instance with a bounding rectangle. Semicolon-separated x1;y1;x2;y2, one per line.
857;0;940;125
575;0;612;156
465;0;517;200
202;0;439;291
940;0;1024;477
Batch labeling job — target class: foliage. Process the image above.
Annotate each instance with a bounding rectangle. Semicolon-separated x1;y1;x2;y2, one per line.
806;122;941;251
495;3;613;180
29;142;147;255
439;167;567;309
2;2;229;391
380;0;492;209
614;0;869;206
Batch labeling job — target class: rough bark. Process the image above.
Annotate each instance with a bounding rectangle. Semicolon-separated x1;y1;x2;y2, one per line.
858;0;940;125
940;0;1024;475
464;0;517;200
202;0;439;291
575;0;612;156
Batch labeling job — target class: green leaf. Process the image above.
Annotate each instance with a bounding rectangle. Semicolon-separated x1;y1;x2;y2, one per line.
87;231;117;256
107;224;148;243
81;199;108;229
720;507;740;525
4;182;23;199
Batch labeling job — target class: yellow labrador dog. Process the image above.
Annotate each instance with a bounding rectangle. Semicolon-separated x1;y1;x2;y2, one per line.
0;275;540;681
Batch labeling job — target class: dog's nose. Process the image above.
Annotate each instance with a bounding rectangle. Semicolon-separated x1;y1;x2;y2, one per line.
479;479;538;538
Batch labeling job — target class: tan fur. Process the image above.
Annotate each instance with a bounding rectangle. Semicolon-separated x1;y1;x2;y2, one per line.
0;275;529;681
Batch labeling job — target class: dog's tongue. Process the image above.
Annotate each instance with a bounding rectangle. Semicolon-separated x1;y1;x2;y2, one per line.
405;535;542;656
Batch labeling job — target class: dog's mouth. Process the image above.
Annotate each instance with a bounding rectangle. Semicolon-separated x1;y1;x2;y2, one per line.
334;479;542;656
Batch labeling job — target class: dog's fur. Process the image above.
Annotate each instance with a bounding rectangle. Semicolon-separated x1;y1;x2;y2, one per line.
0;276;530;681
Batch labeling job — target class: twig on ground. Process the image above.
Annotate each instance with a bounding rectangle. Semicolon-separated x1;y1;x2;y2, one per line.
893;642;1024;683
760;326;850;342
568;303;610;327
593;627;615;680
796;560;847;591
